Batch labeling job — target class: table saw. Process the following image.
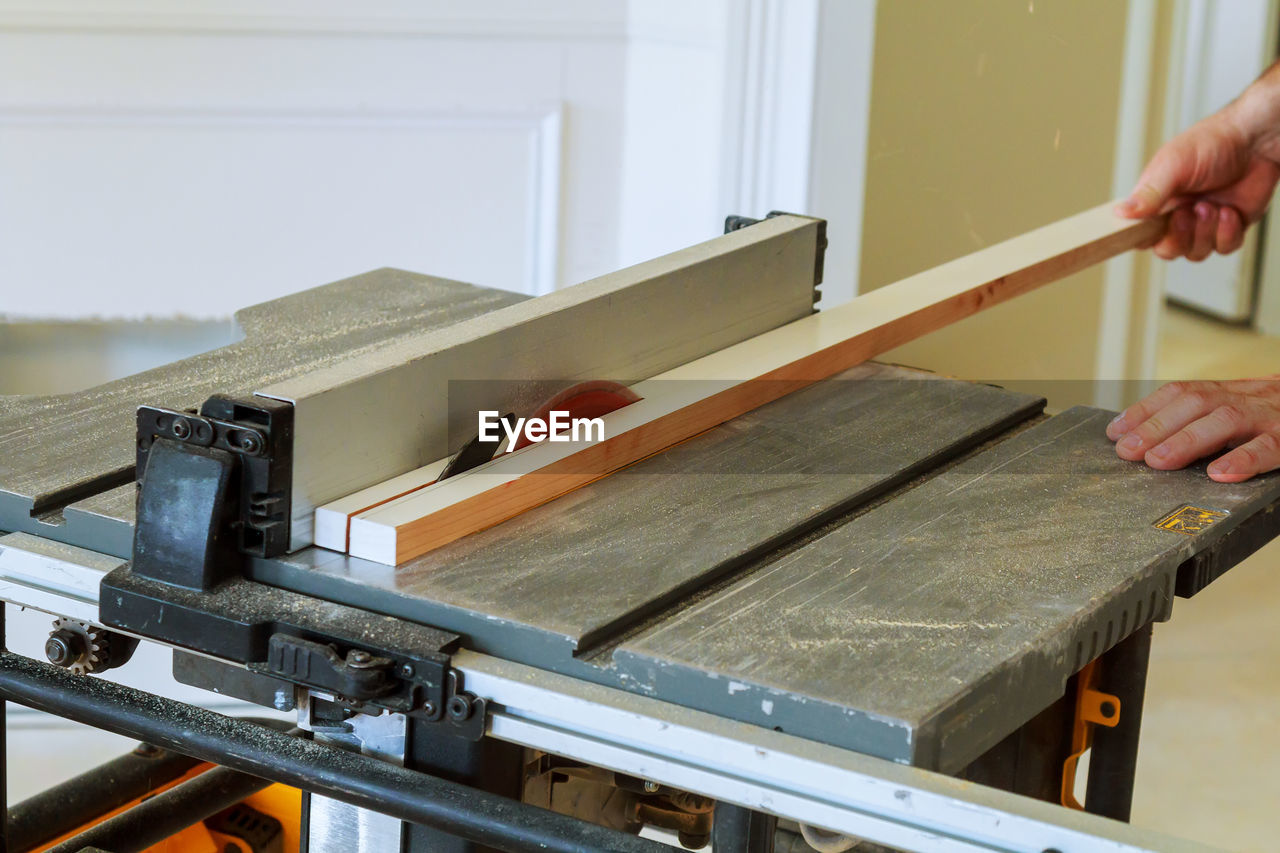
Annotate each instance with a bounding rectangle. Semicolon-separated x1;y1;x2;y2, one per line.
0;212;1273;853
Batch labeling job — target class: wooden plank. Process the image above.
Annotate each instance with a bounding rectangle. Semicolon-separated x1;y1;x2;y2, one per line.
349;203;1165;566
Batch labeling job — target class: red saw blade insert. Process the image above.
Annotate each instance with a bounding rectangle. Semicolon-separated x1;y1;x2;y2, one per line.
512;379;641;452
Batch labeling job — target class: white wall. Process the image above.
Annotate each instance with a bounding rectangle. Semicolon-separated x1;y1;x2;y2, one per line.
0;0;859;322
615;0;737;267
0;0;630;318
807;0;876;306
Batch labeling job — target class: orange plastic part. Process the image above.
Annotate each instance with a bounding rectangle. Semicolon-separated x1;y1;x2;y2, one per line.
1060;660;1122;809
32;765;301;853
239;784;303;852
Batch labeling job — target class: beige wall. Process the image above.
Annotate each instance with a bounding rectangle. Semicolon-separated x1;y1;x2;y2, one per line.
1124;1;1176;387
859;0;1131;407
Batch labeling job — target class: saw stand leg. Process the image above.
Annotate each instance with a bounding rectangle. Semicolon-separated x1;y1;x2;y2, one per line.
0;606;7;853
1084;623;1153;821
712;803;777;852
402;717;525;853
300;704;527;853
959;622;1154;822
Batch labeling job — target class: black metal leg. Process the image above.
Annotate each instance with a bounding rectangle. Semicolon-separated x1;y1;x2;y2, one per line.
1;605;8;853
711;803;776;853
402;718;525;853
958;690;1074;802
1084;622;1153;822
45;765;273;853
0;651;665;853
7;744;200;851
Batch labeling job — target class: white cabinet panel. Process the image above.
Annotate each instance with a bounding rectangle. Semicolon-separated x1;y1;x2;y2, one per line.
1;109;561;317
0;7;631;318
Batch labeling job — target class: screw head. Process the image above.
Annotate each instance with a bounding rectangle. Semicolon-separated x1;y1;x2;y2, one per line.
643;780;660;793
238;432;262;454
346;649;373;668
399;663;415;678
447;694;473;722
421;700;438;716
171;419;191;439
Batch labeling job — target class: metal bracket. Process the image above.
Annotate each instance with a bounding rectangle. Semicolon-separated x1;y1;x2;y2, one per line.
724;210;827;298
110;390;485;737
102;564;486;739
251;633;486;740
1060;659;1121;810
135;394;293;573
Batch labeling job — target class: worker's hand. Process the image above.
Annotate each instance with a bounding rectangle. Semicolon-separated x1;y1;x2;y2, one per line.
1106;378;1280;482
1115;60;1280;260
1114;112;1280;260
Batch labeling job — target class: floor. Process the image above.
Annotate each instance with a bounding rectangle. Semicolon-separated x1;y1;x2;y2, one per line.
3;306;1278;849
1156;302;1280;380
1129;305;1280;852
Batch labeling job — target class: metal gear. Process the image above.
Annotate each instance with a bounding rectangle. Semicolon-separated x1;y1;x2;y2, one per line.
46;618;110;675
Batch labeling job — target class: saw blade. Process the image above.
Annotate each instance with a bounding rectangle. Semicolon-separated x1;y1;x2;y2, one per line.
439;380;640;480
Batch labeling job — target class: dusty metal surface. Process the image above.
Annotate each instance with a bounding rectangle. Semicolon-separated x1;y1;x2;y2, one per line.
0;269;528;554
255;364;1044;661
615;406;1280;771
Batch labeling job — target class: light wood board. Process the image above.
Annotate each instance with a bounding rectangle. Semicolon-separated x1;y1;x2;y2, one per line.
348;203;1164;565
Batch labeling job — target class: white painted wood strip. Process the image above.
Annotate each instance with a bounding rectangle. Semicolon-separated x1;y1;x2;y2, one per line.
314;457;448;552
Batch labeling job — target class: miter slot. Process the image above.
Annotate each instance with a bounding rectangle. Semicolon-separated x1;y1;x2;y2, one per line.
569;410;1053;667
23;467;136;522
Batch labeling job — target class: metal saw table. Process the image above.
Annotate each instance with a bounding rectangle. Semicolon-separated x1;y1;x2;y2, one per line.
0;220;1275;853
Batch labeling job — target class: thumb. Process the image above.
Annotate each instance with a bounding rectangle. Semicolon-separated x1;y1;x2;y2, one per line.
1116;151;1187;218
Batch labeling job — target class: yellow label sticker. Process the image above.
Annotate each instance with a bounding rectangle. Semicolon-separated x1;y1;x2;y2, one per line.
1153;505;1229;535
